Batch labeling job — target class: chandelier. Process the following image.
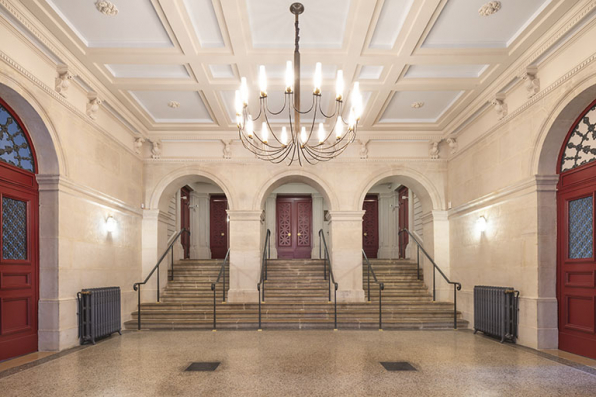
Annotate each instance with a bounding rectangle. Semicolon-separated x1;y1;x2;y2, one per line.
236;2;363;165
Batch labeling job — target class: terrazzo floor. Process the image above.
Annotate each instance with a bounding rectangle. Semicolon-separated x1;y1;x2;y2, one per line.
1;330;596;396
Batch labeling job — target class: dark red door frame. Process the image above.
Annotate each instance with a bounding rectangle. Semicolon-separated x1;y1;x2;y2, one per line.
180;186;191;259
210;195;228;259
276;195;312;259
398;186;409;258
362;194;379;259
0;97;39;362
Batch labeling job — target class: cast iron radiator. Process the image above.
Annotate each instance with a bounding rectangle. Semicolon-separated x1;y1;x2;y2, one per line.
473;286;519;343
77;287;122;345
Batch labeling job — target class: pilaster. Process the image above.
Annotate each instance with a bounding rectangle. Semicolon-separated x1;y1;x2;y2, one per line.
189;192;211;259
227;210;262;302
311;193;324;258
265;194;278;259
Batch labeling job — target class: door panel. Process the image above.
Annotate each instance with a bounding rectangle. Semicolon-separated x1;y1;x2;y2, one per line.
398;186;409;258
0;184;38;361
210;196;228;259
558;162;596;359
362;195;379;258
276;196;312;259
180;187;191;259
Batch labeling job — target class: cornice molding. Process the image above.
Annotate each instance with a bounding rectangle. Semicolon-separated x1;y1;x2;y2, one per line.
0;50;143;160
448;175;559;218
37;174;142;216
143;156;448;165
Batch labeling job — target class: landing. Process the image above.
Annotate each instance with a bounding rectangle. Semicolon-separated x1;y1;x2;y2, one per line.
1;331;595;396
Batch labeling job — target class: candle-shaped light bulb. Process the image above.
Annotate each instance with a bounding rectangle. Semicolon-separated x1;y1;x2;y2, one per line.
285;61;294;93
236;114;243;128
335;70;344;101
313;62;322;95
318;123;325;144
259;65;267;97
281;126;288;146
234;90;242;115
261;122;268;143
240;77;249;105
352;82;362;120
300;126;308;145
348;108;356;131
335;117;344;139
246;117;254;138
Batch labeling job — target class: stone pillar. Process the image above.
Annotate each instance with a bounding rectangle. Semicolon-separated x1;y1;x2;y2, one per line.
173;190;184;260
378;192;399;259
265;194;278;259
311;193;324;259
141;209;160;302
431;210;451;301
328;211;366;302
189;192;211;259
227;210;261;303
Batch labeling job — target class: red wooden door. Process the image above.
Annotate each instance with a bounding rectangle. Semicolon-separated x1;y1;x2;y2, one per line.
557;161;596;359
276;196;312;259
398;186;409;258
362;194;379;258
0;98;39;361
210;195;228;259
180;187;191;259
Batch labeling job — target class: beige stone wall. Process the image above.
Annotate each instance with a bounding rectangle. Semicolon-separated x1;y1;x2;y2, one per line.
0;17;144;350
447;15;596;349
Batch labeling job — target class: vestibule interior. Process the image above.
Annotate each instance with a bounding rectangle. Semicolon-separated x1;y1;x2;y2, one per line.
363;182;424;260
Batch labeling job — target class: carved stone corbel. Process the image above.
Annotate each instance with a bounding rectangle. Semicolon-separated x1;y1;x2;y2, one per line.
491;93;508;120
222;140;232;159
522;66;540;98
55;65;72;96
150;140;161;159
133;137;146;155
429;140;440;160
358;139;369;159
446;137;458;155
86;93;101;120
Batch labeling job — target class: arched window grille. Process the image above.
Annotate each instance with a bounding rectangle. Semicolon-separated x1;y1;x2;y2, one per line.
0;101;35;173
561;101;596;173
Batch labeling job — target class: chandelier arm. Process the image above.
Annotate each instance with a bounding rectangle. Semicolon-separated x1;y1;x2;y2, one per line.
318;97;339;119
305;127;356;154
240;132;289;155
292;93;316;114
265;94;288;116
263;112;287;146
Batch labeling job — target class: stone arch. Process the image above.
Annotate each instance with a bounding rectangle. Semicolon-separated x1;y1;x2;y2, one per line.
148;166;236;212
356;167;444;213
253;169;339;211
533;77;596;175
0;79;63;352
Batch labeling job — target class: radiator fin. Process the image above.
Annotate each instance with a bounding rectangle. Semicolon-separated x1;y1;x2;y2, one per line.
473;286;519;343
77;287;122;345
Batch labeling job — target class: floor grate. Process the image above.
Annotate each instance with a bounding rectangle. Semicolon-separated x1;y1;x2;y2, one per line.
380;362;417;371
185;362;220;372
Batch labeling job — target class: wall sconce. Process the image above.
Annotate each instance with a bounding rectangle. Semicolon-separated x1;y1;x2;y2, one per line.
106;216;117;233
477;216;487;233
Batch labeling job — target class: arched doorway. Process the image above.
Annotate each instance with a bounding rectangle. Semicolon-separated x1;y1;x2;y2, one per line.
0;97;39;361
557;98;596;359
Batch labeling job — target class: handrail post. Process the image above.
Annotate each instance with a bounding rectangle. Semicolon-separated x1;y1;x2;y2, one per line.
433;266;436;302
416;245;420;280
258;285;262;330
157;260;160;303
367;264;370;302
453;284;457;329
379;283;382;330
324;249;327;281
137;285;141;330
334;285;337;331
213;284;216;331
223;259;226;303
171;248;174;281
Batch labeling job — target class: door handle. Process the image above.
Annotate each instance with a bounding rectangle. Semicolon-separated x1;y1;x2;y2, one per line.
364;232;368;236
221;232;225;236
288;232;292;236
297;233;301;236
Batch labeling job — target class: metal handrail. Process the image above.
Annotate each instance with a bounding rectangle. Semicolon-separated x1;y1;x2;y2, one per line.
398;228;462;329
211;248;230;331
318;229;338;330
258;229;271;330
362;250;384;330
133;228;189;330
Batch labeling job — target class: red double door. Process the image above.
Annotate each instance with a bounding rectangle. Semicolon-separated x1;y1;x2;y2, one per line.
276;196;312;259
0;165;39;361
558;161;596;359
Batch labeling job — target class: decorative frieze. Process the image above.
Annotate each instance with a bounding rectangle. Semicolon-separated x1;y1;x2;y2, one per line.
522;66;540;98
133;137;145;155
491;93;508;120
429;141;440;160
359;139;369;159
222;140;232;159
150;140;161;159
446;138;458;155
86;93;101;120
55;64;72;96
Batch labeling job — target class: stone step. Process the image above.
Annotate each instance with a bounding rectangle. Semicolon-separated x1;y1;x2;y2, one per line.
138;301;457;310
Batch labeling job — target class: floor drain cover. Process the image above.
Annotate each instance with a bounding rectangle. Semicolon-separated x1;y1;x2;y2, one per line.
380;362;417;371
185;362;220;372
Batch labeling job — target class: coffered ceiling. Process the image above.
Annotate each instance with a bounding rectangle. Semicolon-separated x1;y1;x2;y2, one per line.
19;0;579;137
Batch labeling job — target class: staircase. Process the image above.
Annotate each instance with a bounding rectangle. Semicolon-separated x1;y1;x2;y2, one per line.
124;258;467;330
